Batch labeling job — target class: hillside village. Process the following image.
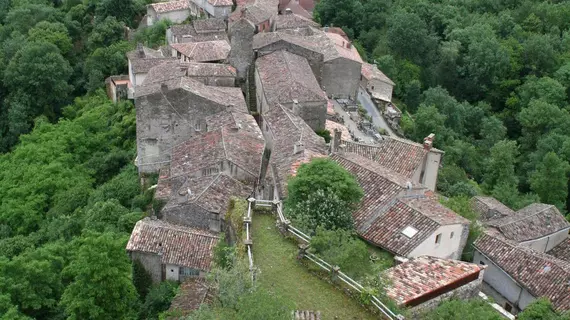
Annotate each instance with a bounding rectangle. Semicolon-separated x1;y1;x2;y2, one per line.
104;0;570;318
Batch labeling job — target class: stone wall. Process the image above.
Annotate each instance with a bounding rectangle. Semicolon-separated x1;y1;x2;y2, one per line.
322;57;361;100
290;101;327;131
161;202;213;231
410;269;485;316
229;19;255;80
131;251;163;283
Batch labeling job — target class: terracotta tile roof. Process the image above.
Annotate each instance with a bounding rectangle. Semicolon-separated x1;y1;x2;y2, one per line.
171;40;231;62
401;197;470;226
159;172;254;214
185;62;236;77
474;232;570;311
279;0;312;19
255;50;326;106
127;46;177;74
324;27;348;40
170;23;228;43
293;310;322;320
170;125;264;178
330;153;424;229
126;218;219;270
149;0;190;13
263;104;327;197
168;278;213;316
549;238;570;263
361;63;395;85
142;61;188;85
135;77;247;111
486;204;570;242
472;196;515;220
338;136;443;179
193;18;227;32
384;256;483;306
204;110;260;133
274;13;319;30
325;120;351;141
229;0;278;25
324;31;363;63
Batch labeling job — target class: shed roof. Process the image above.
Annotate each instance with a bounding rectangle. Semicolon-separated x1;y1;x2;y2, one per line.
171;40;231;62
384;256;483;306
126;218;218;270
255;50;325;106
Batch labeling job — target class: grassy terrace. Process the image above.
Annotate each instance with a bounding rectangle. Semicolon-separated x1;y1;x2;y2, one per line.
252;213;378;320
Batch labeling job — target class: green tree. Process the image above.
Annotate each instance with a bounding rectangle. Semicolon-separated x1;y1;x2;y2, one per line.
139;281;179;320
27;21;73;55
313;0;363;36
483;140;519;193
387;10;436;65
517;298;569;320
94;0;142;27
60;232;138;320
411;104;448;147
132;260;153;301
288;188;354;233
530;152;570;211
86;16;125;52
422;299;503;320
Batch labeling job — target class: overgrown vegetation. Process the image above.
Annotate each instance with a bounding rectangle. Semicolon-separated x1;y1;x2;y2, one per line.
315;0;570;216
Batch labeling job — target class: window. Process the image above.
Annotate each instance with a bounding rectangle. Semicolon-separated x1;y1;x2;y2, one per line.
450;232;454;239
180;267;200;277
435;233;442;244
194;121;201;131
371;85;375;90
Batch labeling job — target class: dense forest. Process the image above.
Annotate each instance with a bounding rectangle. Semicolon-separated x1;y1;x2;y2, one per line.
316;0;570;214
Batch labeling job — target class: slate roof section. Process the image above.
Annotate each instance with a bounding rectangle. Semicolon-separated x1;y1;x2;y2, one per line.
264;104;327;196
142;61;188;84
549;238;570;263
384;256;483;306
273;13;319;30
126;218;219;270
256;50;326;106
185;62;237;77
474;232;570;311
135;77;247;111
170;125;264;178
149;0;190;13
472;196;515;220
229;0;279;25
338;137;443;179
361;63;395;86
486;204;570;242
171;40;231;62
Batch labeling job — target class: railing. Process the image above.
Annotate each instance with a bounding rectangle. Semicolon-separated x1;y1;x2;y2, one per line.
253;199;404;320
245;198;255;283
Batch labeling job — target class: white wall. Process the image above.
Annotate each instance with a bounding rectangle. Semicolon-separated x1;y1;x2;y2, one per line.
519;289;536;310
519;228;569;253
474;250;527;308
422;151;441;192
165;264;180;281
408;224;465;259
135;73;147;87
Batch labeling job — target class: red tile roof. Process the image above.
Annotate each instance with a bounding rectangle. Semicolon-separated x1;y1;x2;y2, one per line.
255;50;326;106
170;41;231;62
274;12;318;29
549;238;570;263
486;204;570;242
168;278;213;316
126;218;219;270
474;232;570;311
149;0;190;13
207;0;233;6
384;256;483;306
338;137;442;179
361;63;395;85
472;196;515;220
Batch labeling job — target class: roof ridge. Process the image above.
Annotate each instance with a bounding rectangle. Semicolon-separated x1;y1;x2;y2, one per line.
499;204;553;227
144;219;220;239
193;173;223;205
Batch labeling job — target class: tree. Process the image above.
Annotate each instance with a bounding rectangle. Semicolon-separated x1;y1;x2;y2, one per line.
27;21;73;55
59;232;138;320
483;140;519;193
479;116;507;149
523;34;557;75
422;299;503;320
387;10;436;65
86;16;125;52
517;298;569;320
287;188;354;233
94;0;142;27
313;0;363;36
530;152;570;211
411;104;448;147
310;228;372;280
139;281;179;320
132;260;153;300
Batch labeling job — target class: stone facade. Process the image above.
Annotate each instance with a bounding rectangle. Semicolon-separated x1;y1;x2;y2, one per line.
130;251;163;283
229;18;256;81
322;57;361;99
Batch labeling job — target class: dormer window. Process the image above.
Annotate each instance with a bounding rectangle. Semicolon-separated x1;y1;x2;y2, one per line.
401;226;418;238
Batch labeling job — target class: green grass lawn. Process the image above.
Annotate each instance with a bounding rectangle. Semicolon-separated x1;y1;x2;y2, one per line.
252;213;379;320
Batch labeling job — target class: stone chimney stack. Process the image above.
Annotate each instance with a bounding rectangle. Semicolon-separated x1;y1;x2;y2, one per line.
293;141;305;155
346;42;352;49
137;42;144;58
423;133;435;150
331;129;342;153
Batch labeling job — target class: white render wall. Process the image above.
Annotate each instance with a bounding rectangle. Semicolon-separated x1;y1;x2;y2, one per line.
166;264;180;281
519;228;569;253
407;224;466;259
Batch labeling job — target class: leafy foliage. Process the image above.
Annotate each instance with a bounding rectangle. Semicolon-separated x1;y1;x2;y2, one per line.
422;299;503;320
139;281;179;320
288;189;355;233
518;298;570;320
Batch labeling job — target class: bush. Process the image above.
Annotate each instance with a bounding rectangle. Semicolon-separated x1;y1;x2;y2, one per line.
315;129;332;143
132;260;153;300
288;189;354;233
139;281;179;320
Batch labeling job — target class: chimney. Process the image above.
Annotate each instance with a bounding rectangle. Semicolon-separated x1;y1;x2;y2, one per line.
137;42;144;58
161;82;168;92
331;129;342;152
285;8;292;14
324;26;329;32
293;141;305;155
346;42;352;49
423;133;435;150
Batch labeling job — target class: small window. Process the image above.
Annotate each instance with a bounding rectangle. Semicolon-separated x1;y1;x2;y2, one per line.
435;233;442;244
180;267;200;276
479;261;486;265
194;122;201;131
371;86;375;90
504;303;513;313
450;232;454;239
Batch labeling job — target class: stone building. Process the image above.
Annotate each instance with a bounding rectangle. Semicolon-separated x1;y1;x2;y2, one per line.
229;0;279;33
155;120;264;231
147;1;192;26
189;0;233;18
127;44;177;91
167;19;228;44
144;61;237;87
330;132;443;191
170;40;231;63
126;218;219;283
134;77;247;173
384;256;485;314
331;152;470;260
360;62;395;103
228;14;256;81
272;11;319;31
471;197;570;313
278;0;315;19
255;50;327;130
259;104;327;200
